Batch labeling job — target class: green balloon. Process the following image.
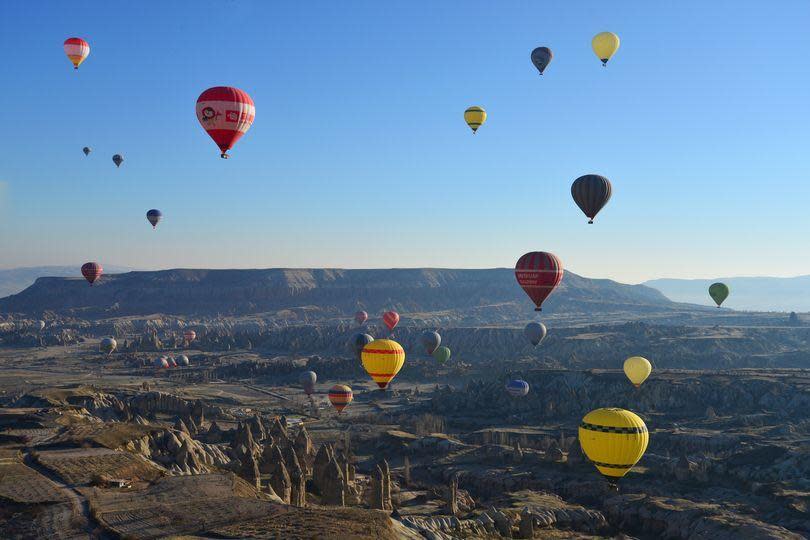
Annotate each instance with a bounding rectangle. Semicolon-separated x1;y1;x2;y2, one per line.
709;282;729;307
433;346;451;365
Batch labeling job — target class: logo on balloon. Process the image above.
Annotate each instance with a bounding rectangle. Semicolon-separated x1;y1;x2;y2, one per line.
201;107;218;122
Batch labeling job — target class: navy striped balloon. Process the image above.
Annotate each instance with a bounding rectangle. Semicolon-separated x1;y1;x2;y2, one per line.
571;174;612;224
506;379;530;397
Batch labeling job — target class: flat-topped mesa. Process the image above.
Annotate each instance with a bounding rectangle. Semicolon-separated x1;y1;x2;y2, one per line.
0;267;674;320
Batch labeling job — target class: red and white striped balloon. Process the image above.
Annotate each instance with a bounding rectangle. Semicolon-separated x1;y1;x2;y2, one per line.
196;87;255;158
382;311;400;332
63;38;90;70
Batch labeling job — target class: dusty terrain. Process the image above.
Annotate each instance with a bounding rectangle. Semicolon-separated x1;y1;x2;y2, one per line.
1;298;809;539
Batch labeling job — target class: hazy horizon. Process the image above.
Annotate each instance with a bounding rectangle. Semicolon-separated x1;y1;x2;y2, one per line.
3;261;810;286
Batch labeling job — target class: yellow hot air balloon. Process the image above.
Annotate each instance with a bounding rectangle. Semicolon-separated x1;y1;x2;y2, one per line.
361;339;405;389
578;408;648;489
464;106;487;134
623;356;651;387
592;32;620;66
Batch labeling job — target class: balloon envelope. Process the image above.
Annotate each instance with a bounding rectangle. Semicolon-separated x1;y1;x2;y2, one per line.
361;339;405;389
112;154;123;167
155;357;169;369
432;346;451;366
81;262;103;285
571;174;612;223
421;331;441;355
524;322;547;346
64;37;89;69
82;147;91;156
464;106;486;134
592;32;620;65
299;370;317;395
146;209;162;228
623;356;651;387
530;47;553;74
100;337;117;355
328;384;353;413
382;311;400;332
578;408;648;486
355;311;368;325
515;252;563;311
506;379;530;397
177;355;190;366
196;87;255;158
350;333;374;361
709;283;729;307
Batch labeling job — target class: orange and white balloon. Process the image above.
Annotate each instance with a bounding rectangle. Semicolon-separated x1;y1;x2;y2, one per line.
63;38;90;70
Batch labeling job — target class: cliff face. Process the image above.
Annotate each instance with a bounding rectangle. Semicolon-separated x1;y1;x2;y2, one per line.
0;268;676;321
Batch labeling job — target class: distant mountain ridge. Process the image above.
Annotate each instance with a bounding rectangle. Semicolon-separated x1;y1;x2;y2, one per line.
645;276;810;312
0;267;679;323
0;265;134;299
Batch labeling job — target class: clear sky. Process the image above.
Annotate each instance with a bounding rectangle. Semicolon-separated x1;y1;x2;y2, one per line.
1;1;808;283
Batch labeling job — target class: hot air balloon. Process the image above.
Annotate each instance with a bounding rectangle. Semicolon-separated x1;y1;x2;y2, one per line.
100;337;117;356
421;331;441;355
196;87;255;158
349;333;374;361
112;154;123;168
524;322;547;346
432;346;451;366
328;384;353;413
578;408;648;488
506;379;530;397
464;106;486;134
592;32;620;66
299;371;317;396
623;356;651;388
63;37;90;69
38;320;46;332
571;174;612;224
81;262;103;285
155;356;169;369
82;147;91;156
146;209;162;229
709;283;729;307
382;311;400;332
361;339;405;389
530;47;553;75
515;252;563;311
355;311;368;325
177;355;190;367
184;330;197;344
168;357;177;367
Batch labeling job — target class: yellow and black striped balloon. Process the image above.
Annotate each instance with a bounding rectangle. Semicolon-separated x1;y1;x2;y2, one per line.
464;106;487;134
328;384;353;413
578;408;648;486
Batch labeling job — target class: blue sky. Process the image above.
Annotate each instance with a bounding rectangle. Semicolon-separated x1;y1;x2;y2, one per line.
0;1;808;283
